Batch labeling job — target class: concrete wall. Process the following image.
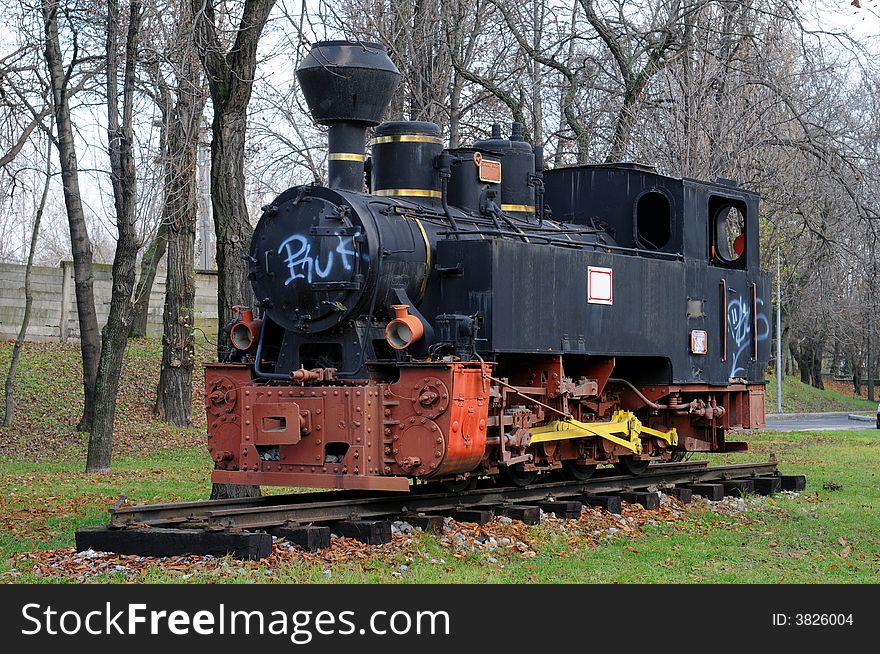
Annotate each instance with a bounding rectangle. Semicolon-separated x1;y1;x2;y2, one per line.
0;261;218;341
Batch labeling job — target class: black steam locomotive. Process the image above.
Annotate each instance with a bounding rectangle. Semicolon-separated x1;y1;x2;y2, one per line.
206;41;770;492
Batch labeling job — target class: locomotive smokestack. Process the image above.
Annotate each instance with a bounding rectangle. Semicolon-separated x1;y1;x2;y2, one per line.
296;41;401;192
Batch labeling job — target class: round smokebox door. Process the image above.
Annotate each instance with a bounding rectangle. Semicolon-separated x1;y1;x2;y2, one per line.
250;195;365;332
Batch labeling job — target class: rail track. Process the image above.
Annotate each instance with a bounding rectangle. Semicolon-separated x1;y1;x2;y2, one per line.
74;458;805;560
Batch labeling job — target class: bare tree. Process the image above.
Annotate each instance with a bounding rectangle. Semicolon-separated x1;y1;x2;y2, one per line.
192;0;275;499
0;89;52;168
488;0;592;160
130;47;173;339
581;0;698;162
442;0;486;147
248;4;327;193
0;23;53;170
153;0;208;426
128;219;168;337
192;0;275;357
4;137;52;427
86;0;145;472
41;0;102;432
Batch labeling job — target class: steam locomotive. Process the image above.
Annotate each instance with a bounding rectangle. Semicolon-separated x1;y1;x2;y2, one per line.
205;41;770;492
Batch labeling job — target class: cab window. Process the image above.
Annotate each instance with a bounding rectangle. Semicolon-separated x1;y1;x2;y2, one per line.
709;196;747;269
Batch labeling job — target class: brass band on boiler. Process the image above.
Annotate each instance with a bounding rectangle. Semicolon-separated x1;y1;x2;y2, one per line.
371;134;444;146
373;188;443;199
328;152;366;162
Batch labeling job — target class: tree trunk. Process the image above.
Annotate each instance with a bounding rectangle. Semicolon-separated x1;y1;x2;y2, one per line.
781;321;792;375
129;220;169;338
42;0;101;432
154;24;205;427
154;197;196;426
810;344;824;390
4;143;52;427
448;71;462;149
555;1;580;165
605;93;638;163
798;366;809;384
799;364;809;385
853;363;862;396
86;0;143;472
210;109;255;359
829;341;840;377
792;342;811;385
529;0;543;146
193;0;275;498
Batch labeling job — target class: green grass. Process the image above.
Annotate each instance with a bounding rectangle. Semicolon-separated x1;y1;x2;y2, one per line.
2;428;879;583
1;341;878;583
0;339;208;463
765;374;877;414
0;448;211;560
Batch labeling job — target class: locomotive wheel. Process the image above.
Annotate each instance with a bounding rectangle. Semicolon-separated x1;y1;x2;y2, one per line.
441;477;478;493
614;456;651;476
562;461;597;481
500;465;538;488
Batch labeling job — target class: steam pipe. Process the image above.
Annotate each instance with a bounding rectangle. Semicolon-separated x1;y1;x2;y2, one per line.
607;377;667;410
253;324;289;380
437;152;461;235
533;145;545;226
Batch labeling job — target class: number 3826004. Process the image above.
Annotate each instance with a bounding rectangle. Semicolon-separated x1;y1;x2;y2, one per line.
795;614;853;626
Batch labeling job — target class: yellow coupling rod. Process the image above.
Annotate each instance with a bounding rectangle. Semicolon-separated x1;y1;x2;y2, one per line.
528;410;678;455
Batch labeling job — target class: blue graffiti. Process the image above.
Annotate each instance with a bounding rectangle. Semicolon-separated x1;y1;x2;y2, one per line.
727;294;770;377
278;234;355;285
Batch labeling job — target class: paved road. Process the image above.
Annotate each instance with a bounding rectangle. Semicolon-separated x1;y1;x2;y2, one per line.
764;412;876;432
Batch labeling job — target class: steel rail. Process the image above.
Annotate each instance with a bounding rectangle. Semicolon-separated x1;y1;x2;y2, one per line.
109;460;706;527
110;460;777;531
